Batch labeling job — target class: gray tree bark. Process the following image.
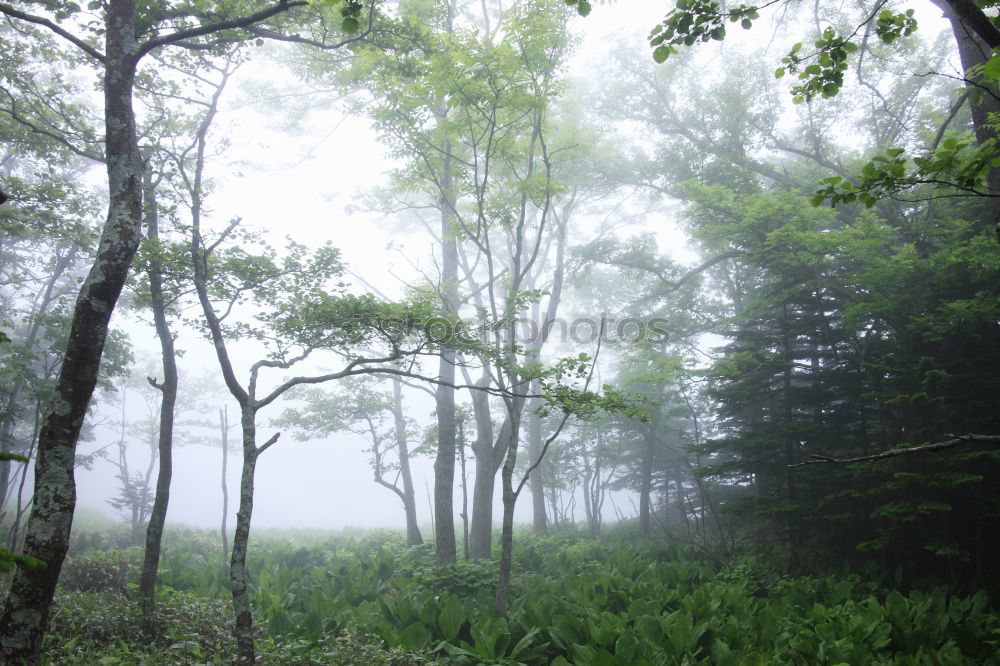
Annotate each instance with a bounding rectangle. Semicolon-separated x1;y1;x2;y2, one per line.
392;378;422;546
220;406;230;564
526;386;547;534
138;164;179;619
434;137;459;566
469;369;499;558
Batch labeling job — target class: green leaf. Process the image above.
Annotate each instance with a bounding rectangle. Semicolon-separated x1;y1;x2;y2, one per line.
400;622;431;650
984;55;1000;82
341;16;360;33
437;596;465;641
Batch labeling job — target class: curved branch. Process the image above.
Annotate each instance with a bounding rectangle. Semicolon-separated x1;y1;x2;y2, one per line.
0;4;105;63
136;0;307;60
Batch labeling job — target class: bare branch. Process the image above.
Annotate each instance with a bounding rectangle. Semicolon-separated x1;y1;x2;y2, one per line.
788;434;1000;467
257;432;281;455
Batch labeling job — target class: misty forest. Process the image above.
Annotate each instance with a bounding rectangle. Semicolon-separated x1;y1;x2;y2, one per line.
1;0;999;663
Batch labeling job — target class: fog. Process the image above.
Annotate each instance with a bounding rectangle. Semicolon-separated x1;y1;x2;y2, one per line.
61;2;688;532
3;0;998;661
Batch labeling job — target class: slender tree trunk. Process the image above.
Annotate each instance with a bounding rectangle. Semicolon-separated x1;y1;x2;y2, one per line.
139;426;158;525
527;385;547;535
458;426;469;559
639;413;658;537
781;304;797;495
391;379;422;546
220;407;230;564
582;455;595;537
8;408;40;550
469;370;497;558
781;304;800;569
232;407;260;665
434;142;459;565
426;478;435;538
0;2;142;657
139;164;179;618
0;405;16;520
494;404;522;614
0;249;76;523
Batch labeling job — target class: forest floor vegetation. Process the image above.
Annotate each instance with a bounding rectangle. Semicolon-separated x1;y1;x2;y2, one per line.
12;523;999;664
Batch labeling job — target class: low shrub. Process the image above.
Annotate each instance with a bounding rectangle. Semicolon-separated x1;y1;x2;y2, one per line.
58;550;130;594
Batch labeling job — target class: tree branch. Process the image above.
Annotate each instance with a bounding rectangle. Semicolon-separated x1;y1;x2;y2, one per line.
0;4;105;62
788;434;1000;467
257;432;281;455
136;1;308;60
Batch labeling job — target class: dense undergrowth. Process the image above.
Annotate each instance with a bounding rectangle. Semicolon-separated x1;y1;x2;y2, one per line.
37;525;1000;664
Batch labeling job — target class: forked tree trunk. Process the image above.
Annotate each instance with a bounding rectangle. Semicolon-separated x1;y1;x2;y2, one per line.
469;451;496;558
139;165;179;619
469;371;498;558
0;2;142;658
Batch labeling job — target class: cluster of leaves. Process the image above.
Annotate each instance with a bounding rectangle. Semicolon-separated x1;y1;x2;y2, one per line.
873;8;917;45
775;29;858;103
645;1;918;104
813;134;999;207
648;0;759;64
562;0;593;18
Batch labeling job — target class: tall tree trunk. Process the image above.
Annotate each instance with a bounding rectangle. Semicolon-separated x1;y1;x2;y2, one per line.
494;402;523;614
639;423;656;537
781;304;798;496
458;424;469;559
231;407;260;665
391;379;422;546
220;406;230;565
527;384;547;535
781;303;800;569
139;164;179;618
433;137;458;565
0;2;142;657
